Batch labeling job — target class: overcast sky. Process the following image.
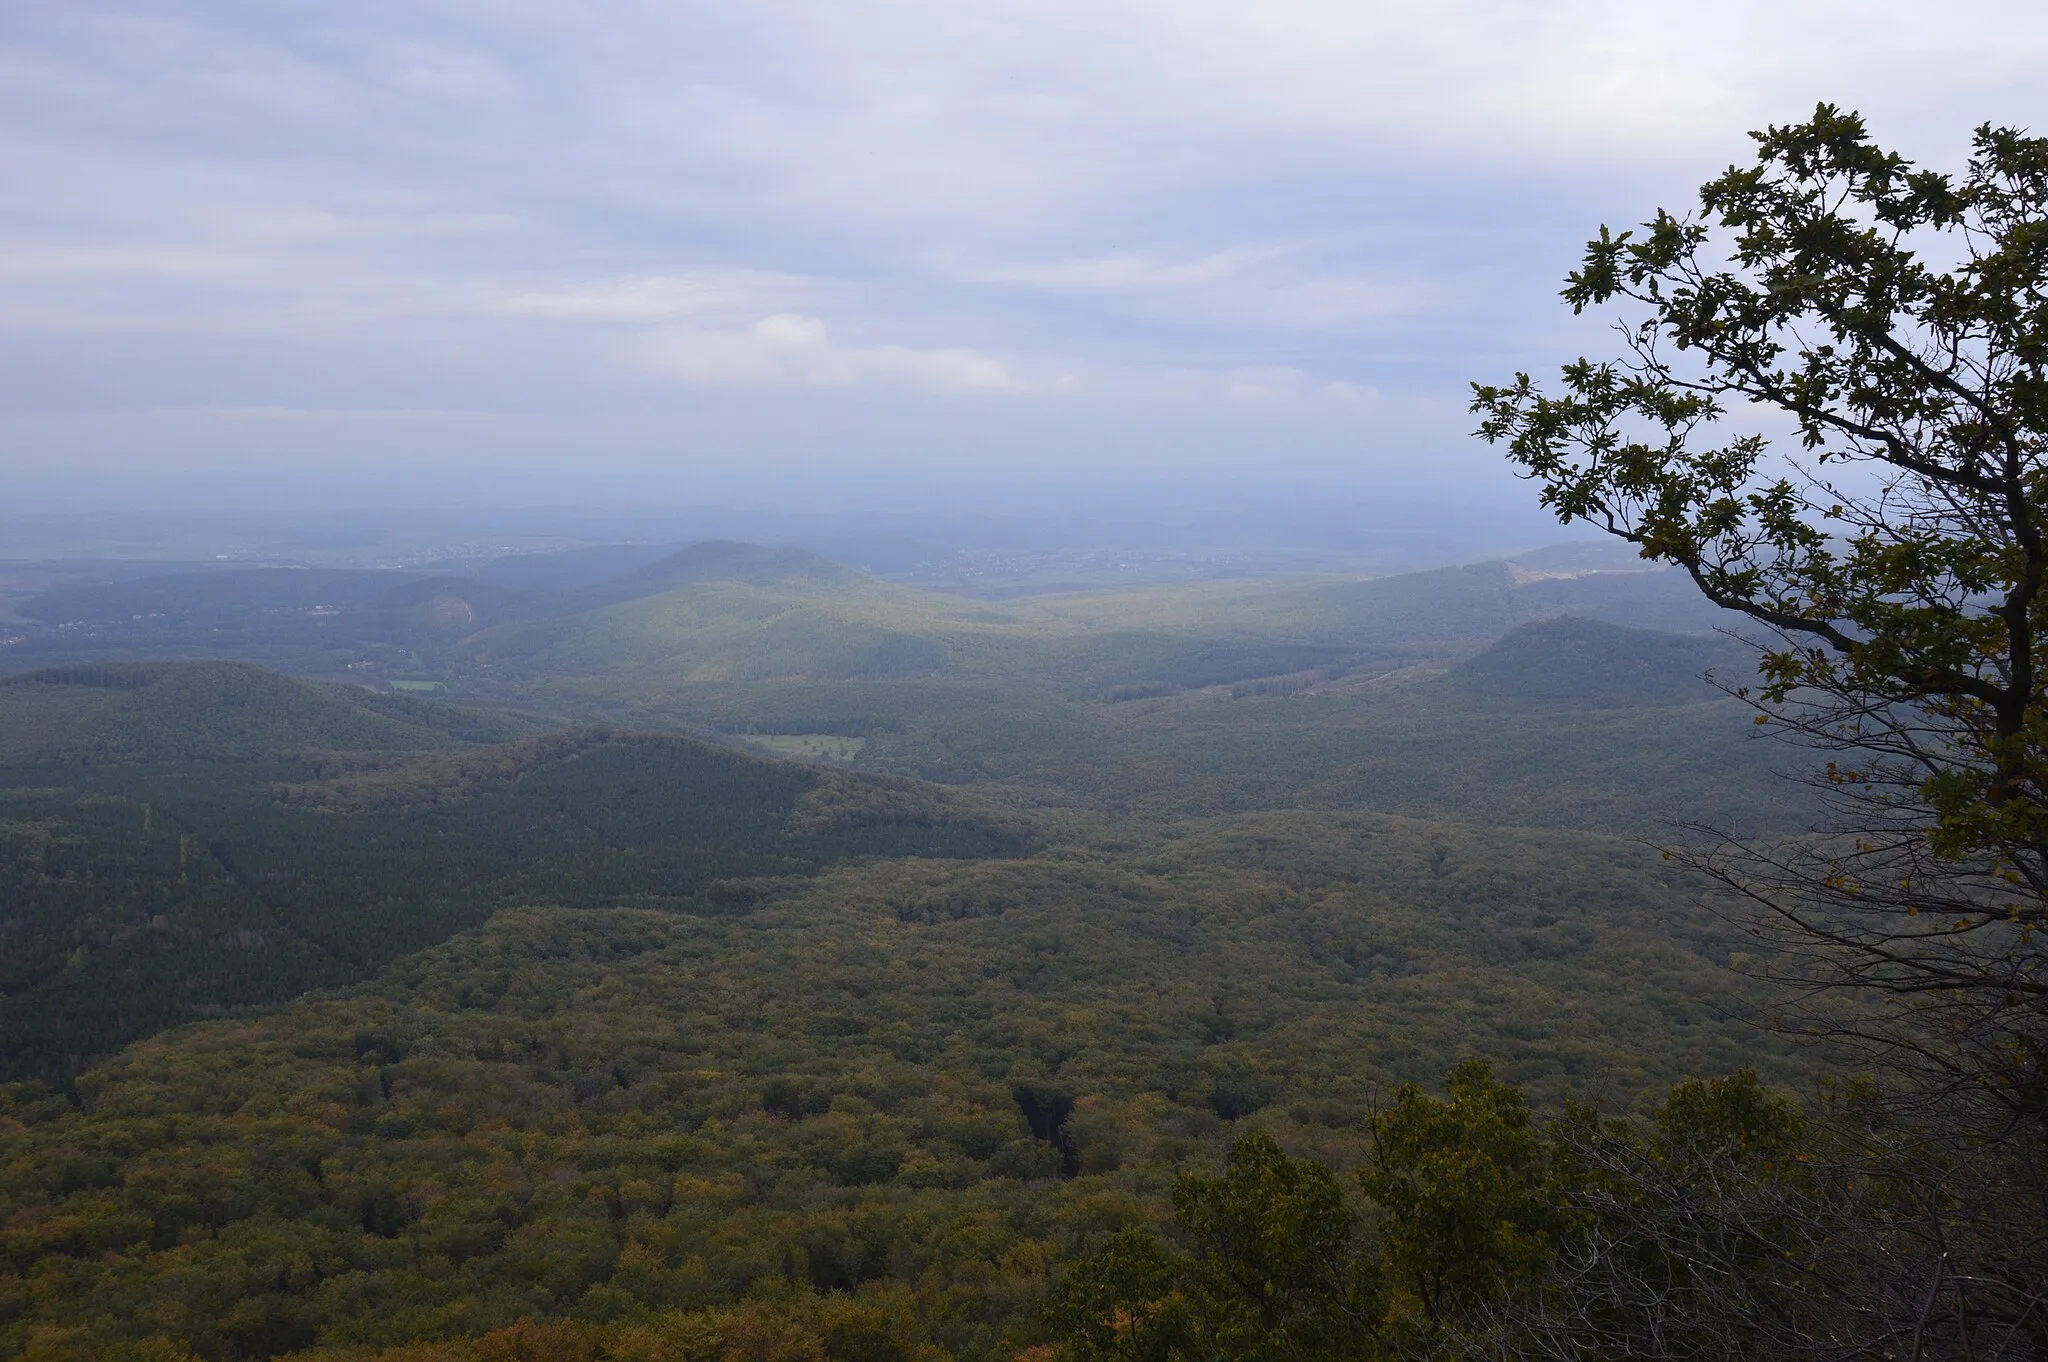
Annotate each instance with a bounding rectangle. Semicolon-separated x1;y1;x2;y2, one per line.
4;1;2045;516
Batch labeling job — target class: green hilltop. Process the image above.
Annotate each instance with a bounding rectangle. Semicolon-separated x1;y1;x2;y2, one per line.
0;712;1032;1085
463;551;1734;695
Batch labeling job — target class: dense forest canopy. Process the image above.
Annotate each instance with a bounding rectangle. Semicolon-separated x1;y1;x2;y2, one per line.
0;542;1803;1359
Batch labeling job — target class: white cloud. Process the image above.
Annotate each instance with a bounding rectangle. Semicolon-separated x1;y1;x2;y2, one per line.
957;247;1425;331
500;271;817;323
382;44;516;101
963;251;1267;292
191;404;509;426
645;314;1024;392
1218;366;1372;403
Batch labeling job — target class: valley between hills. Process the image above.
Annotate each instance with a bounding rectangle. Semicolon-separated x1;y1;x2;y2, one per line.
0;538;1809;1360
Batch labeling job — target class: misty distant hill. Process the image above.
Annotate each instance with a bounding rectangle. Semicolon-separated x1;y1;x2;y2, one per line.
438;542;681;591
0;661;505;764
563;540;871;610
1441;616;1756;710
0;544;1795;836
1033;558;1736;659
2;539;1740;685
461;549;1747;691
21;565;498;621
14;566;539;657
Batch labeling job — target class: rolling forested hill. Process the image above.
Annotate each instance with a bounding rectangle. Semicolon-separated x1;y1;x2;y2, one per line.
4;537;1730;696
0;662;516;765
14;569;541;667
0;682;1033;1085
463;547;985;684
1437;614;1756;708
455;551;1735;695
0;541;1822;1361
565;612;1791;834
0;812;1791;1360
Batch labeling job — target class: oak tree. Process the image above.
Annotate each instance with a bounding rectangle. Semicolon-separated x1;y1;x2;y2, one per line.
1474;104;2048;1354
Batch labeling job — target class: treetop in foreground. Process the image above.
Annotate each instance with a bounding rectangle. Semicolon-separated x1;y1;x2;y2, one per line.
1476;104;2048;863
1474;105;2048;1018
1474;104;2048;1358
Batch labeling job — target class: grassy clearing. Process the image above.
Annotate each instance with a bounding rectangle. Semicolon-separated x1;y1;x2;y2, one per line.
741;732;868;762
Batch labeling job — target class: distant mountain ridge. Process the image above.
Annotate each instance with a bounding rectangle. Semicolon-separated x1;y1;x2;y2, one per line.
6;538;1742;688
558;540;869;612
435;541;680;590
462;542;983;683
20;565;530;626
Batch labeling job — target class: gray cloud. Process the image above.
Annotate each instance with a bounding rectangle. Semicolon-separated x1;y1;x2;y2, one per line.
3;1;2045;511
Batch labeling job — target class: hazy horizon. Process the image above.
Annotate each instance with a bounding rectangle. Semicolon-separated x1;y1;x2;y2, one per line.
0;487;1593;587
